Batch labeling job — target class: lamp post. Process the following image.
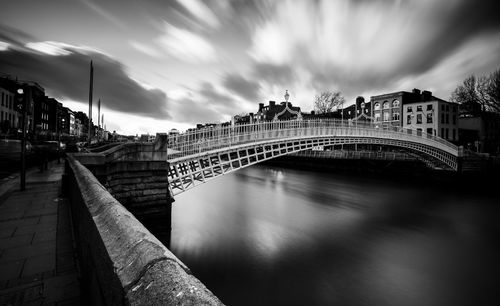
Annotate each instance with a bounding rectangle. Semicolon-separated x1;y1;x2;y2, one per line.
15;87;27;191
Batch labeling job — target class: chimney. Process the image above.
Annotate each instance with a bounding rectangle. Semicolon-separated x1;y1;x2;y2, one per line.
269;101;275;107
422;90;432;101
412;88;421;95
259;103;264;112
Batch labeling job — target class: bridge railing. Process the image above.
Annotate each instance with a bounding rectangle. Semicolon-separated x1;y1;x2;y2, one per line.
167;119;458;160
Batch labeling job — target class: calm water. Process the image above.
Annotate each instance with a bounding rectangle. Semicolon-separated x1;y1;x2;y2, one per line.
171;165;500;306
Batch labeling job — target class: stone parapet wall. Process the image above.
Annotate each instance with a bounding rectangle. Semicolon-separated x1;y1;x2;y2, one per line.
65;156;223;305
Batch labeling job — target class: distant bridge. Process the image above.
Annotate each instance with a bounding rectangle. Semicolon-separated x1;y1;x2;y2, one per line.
166;119;460;195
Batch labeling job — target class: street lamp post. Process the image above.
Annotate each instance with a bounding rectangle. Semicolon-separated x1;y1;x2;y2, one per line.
15;87;27;191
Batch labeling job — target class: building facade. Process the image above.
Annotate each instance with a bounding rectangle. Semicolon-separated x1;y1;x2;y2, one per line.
403;100;459;141
0;86;18;133
371;89;435;127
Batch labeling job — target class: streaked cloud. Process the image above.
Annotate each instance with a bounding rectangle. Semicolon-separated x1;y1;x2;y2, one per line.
176;0;221;29
223;73;261;102
156;22;217;63
129;40;162;58
0;41;9;51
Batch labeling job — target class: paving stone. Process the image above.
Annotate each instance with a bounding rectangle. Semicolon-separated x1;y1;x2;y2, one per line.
32;230;56;244
22;254;56;277
0;259;24;281
0;243;55;262
0;211;24;221
13;222;57;236
0;234;33;250
23;207;57;218
0;216;39;231
43;274;80;304
0;227;15;239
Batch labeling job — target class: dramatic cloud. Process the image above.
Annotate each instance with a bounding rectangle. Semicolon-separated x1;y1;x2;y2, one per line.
0;41;169;120
223;74;261;102
129;41;162;58
252;63;297;86
176;0;220;29
156;22;217;63
2;0;500;132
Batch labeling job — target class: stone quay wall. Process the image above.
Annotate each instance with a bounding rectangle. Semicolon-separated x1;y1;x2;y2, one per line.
70;134;174;243
64;155;223;305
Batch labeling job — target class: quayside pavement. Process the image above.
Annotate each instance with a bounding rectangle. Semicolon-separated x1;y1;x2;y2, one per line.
0;160;81;305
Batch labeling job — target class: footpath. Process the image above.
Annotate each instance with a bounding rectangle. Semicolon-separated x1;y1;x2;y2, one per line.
0;160;81;305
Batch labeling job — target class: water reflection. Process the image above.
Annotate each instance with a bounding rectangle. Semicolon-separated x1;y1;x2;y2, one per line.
171;165;500;306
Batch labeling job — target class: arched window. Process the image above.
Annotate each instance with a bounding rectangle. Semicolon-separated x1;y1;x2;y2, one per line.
383;101;389;109
392;100;400;108
383;111;390;121
374;103;380;110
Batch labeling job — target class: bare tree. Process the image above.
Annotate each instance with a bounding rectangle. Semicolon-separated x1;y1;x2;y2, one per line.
451;69;500;112
314;91;345;114
486;69;500;112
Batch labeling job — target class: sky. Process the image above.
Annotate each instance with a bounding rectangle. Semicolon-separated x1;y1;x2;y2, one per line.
1;0;500;135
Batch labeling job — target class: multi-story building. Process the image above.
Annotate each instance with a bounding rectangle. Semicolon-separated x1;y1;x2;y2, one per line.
458;106;500;153
372;88;458;141
47;98;63;135
0;85;18;133
371;89;435;127
74;111;89;137
402;99;459;141
34;95;51;134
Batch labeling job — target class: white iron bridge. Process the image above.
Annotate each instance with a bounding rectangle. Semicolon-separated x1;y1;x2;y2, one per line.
166;119;459;195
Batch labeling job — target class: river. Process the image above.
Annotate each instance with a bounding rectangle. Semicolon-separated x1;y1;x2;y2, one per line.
171;164;500;306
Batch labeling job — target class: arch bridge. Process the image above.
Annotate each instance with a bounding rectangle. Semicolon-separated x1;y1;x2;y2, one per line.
166;119;459;195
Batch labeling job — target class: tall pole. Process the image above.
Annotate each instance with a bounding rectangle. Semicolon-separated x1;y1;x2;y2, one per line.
88;61;93;145
97;98;101;142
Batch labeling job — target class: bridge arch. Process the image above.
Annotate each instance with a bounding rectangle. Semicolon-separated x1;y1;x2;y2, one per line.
167;120;459;195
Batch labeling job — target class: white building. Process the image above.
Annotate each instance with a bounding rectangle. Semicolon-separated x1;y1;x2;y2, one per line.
403;100;459;141
0;87;19;131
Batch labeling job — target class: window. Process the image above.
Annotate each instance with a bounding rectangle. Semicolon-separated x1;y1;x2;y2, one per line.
445;128;449;139
427;113;433;123
407;106;413;112
441;128;444;137
383;101;389;109
427;104;433;111
441;104;445;111
446;114;449;124
375;113;380;122
417;105;422;112
446;105;449;112
453;115;456;125
407;114;412;124
417;114;422;124
392;100;400;108
374;103;380;110
392;110;400;121
427;128;433;135
452;129;456;140
441;113;444;124
383;111;390;122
